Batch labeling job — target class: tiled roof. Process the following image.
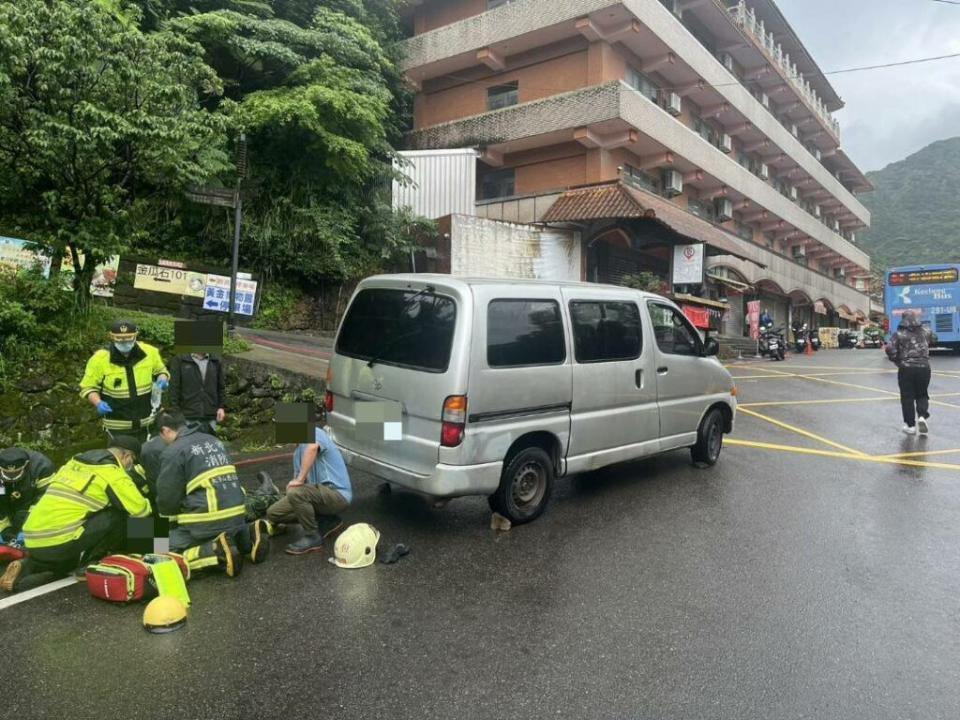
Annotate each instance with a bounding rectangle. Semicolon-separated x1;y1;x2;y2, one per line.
541;181;765;268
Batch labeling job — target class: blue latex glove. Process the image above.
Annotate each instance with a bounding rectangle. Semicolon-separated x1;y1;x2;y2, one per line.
156;378;169;391
14;531;24;547
96;400;113;415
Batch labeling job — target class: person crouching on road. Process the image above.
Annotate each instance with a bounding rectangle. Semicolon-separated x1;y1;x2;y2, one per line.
80;320;170;443
155;410;269;577
0;447;56;547
885;310;938;435
266;418;352;556
0;436;152;593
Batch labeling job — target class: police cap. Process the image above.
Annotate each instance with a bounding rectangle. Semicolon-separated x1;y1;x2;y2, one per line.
109;320;139;341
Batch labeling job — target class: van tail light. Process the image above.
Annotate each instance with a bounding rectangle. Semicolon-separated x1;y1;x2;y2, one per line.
324;391;334;413
441;395;467;448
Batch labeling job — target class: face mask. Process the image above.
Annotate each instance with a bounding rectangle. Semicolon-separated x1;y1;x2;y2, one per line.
115;340;136;354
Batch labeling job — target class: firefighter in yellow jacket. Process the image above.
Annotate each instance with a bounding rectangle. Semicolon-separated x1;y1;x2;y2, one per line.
0;435;152;593
80;320;170;443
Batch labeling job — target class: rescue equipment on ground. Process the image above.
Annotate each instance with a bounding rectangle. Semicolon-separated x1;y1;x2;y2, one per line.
329;523;380;569
85;553;189;603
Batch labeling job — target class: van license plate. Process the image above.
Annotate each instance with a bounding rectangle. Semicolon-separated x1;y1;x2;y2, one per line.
355;401;403;442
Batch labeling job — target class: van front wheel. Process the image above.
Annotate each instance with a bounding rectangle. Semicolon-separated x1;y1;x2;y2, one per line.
489;447;554;524
691;408;725;467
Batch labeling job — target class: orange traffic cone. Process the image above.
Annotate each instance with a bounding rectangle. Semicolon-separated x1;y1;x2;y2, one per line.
805;332;814;355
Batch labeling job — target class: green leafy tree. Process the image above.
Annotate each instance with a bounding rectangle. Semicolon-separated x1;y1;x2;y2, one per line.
0;0;229;309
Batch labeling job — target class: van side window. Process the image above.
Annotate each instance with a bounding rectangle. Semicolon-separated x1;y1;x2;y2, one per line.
647;302;702;356
570;301;642;363
487;299;565;367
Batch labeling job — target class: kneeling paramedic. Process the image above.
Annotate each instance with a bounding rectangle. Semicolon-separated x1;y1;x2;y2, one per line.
155;410;269;577
0;436;151;593
0;447;56;548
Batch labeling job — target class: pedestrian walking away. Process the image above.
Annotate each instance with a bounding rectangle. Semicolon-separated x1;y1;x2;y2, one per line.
266;419;353;556
80;320;170;443
0;435;152;593
168;352;227;434
154;410;270;577
885;310;938;435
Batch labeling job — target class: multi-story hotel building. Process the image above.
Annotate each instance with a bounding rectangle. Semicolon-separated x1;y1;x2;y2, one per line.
398;0;877;334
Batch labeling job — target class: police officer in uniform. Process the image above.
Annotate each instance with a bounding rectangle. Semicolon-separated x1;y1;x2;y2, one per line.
0;447;56;545
0;436;152;593
80;320;170;443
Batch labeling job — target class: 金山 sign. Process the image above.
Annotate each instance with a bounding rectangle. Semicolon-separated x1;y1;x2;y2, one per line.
134;263;206;298
203;274;258;316
887;268;959;286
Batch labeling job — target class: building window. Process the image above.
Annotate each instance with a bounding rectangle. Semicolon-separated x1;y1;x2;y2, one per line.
622;164;660;194
734;220;753;241
688;198;717;222
627;68;660;103
487;299;566;367
487;82;518;111
480;168;515;200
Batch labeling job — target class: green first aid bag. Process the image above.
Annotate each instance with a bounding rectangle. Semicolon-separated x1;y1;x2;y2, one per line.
144;554;191;608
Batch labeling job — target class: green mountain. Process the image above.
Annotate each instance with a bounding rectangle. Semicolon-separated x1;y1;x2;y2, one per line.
858;137;960;271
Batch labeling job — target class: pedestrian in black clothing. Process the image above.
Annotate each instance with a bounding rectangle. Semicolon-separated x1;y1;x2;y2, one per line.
885;310;938;435
168;353;227;434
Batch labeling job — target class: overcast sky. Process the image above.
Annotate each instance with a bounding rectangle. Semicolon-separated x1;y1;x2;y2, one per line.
777;0;960;173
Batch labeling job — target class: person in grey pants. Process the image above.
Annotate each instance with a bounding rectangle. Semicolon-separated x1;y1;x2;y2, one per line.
885;310;938;435
266;425;353;555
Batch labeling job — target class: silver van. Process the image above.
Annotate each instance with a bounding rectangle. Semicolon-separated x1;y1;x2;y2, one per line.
325;275;737;523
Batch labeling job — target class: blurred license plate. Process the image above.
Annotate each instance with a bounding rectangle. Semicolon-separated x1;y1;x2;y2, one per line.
355;401;403;442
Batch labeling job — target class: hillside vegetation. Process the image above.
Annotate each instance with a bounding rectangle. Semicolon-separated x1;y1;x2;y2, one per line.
859;137;960;271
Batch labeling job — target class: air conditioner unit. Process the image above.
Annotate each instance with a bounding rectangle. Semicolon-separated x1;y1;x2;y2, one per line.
835;267;846;279
715;197;734;221
792;244;806;259
760;93;770;109
719;53;735;73
849;233;857;244
719;133;733;154
813;148;822;161
663;169;683;197
664;91;682;116
813;204;822;218
790;123;799;138
759;163;769;180
789;186;798;201
666;0;683;19
832;219;841;232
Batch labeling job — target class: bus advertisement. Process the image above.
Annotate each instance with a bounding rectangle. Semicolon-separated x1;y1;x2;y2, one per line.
884;264;960;350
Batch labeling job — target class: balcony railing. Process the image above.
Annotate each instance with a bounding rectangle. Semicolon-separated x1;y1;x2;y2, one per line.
726;0;841;141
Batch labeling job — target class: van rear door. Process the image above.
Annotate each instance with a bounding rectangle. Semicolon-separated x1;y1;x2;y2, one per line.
328;280;469;478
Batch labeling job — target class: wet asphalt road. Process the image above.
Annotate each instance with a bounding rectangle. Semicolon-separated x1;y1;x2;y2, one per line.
4;349;960;720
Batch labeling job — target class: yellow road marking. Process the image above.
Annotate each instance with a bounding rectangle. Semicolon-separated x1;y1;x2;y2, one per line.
737;407;867;456
801;375;960;410
727;438;960;472
740;393;960;409
878;448;960;460
729;370;899;380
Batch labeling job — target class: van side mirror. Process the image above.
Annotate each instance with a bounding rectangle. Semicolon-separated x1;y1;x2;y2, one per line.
704;337;720;357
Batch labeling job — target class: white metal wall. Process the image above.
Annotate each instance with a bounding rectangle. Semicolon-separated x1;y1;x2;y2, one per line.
392;149;477;219
450;215;581;281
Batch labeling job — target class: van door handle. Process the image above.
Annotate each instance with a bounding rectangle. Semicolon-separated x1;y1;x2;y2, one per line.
635;369;643;388
657;366;669;375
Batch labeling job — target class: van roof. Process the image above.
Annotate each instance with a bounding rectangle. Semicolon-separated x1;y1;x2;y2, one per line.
361;274;665;299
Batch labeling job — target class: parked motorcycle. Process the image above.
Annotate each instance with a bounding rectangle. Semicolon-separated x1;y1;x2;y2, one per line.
762;325;786;361
861;326;883;349
838;330;858;349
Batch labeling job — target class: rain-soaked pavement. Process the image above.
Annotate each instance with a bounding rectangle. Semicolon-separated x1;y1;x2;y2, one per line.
4;348;960;720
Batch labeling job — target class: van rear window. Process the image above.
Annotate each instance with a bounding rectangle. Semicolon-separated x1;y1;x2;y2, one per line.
336;288;456;372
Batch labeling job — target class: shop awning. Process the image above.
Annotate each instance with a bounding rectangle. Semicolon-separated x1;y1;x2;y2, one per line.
542;182;766;269
672;293;729;310
707;273;753;292
838;309;858;322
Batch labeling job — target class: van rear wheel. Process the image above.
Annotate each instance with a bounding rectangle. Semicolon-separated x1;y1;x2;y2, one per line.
488;447;554;525
691;408;724;467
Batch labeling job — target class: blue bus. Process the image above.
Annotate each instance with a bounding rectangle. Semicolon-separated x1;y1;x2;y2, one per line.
884;264;960;350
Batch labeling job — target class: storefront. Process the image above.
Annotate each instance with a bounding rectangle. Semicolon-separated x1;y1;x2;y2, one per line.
706;268;752;337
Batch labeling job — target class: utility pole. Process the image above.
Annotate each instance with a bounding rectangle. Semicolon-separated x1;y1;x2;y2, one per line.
228;133;247;336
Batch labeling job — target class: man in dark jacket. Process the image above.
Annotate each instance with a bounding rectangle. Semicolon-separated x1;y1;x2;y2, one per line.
168;353;226;434
0;447;56;545
155;410;269;576
885;310;938;435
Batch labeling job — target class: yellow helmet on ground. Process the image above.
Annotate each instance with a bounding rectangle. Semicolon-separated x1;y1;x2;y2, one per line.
143;596;187;634
331;523;380;569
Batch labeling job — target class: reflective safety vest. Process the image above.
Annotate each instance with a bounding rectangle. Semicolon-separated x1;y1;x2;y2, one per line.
172;465;246;528
22;452;152;549
79;342;169;432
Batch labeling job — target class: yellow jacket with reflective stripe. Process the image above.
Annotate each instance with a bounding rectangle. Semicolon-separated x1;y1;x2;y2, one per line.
79;342;169;431
22;451;152;549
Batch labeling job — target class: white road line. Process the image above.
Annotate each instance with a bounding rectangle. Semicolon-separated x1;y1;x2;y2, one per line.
0;578;77;611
